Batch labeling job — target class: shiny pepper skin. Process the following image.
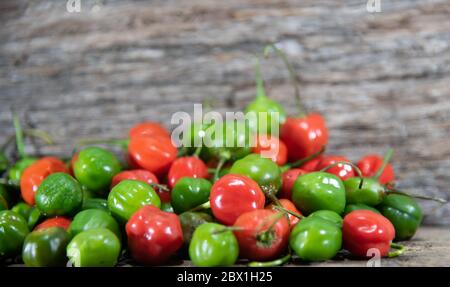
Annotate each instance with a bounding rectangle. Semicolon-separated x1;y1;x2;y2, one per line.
128;135;177;177
20;157;68;205
280;113;328;162
167;156;209;189
34;217;72;231
0;210;30;258
110;169;170;203
279;168;307;200
344;177;385;206
210;174;265;226
233;209;290;261
266;199;302;229
343;210;395;258
126;205;183;265
315;155;355;181
357;154;395;185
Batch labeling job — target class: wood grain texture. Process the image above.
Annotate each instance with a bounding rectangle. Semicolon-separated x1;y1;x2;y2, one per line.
0;0;449;224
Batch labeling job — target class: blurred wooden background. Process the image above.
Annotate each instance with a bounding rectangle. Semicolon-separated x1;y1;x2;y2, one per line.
0;0;449;224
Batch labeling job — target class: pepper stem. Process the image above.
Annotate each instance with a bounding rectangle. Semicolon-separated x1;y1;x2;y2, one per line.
319;161;365;188
213;156;227;182
254;57;267;100
264;43;306;117
286;146;325;168
387;189;447;204
193;146;203;157
24;129;54;145
211;226;245;235
388;243;406;258
272;205;304;219
148;183;169;192
248;251;292;267
13;113;26;159
0;178;19;187
374;148;394;180
188;201;211;212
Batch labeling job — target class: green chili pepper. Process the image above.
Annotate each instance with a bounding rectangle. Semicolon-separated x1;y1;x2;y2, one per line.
171;178;212;214
245;58;286;135
309;210;343;227
68;209;121;240
378;194;423;241
67;228;121;267
0;210;30;258
11;202;42;230
22;227;70;267
344;177;385;206
8;157;37;183
292;172;346;215
189;223;239;267
344;203;381;216
108;180;161;224
35;173;83;217
179;212;214;248
81;198;109;212
289;216;342;261
73;147;121;195
229;153;281;196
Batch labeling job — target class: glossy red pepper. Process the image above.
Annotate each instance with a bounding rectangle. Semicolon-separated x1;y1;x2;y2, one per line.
266;199;302;229
210;174;265;226
128;135;177;177
279;168;307;200
167;156;209;189
357;154;395;185
34;217;72;231
126;205;183;265
129;122;171;139
299;156;322;172
20;157;69;205
280;113;328;162
315;155;355;181
233;209;290;261
111;169;170;203
343;210;395;258
252;135;288;166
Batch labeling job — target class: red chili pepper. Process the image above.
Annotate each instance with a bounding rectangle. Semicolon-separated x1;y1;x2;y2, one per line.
279;168;307;200
126;205;183;265
127;135;177;178
111;169;170;203
167;156;209;189
343;210;395;258
266;199;302;229
34;217;72;231
252;135;288;166
129;122;171;139
315;155;355;181
280;113;328;162
20;157;69;205
210;174;265;226
233;209;290;261
357;154;395;185
299;156;322;172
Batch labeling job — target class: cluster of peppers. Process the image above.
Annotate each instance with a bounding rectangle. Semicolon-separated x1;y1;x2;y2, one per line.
0;46;439;267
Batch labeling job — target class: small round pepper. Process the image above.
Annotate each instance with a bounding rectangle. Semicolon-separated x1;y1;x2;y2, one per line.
171;177;212;214
0;210;30;258
126;205;183;265
22;227;70;267
344;177;385;206
189;222;239;267
68;209;121;239
67;228;121;267
108;180;161;224
378;194;422;241
167;156;209;189
179;211;214;248
344;203;381;216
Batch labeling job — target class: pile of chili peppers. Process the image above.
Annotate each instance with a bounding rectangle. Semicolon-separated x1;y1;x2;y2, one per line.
0;46;442;267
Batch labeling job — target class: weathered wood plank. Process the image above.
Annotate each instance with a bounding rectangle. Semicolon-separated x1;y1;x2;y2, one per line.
0;0;449;224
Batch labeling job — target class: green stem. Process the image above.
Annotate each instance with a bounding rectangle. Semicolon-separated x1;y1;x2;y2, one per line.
286;146;325;168
211;226;245;235
272;205;304;219
319;161;365;188
13;113;26;159
256;211;285;234
213;157;227;182
148;183;169;192
388;243;406;258
193;146;203;157
177;147;189;157
264;43;306;117
248;251;292;267
254;57;267;99
0;178;19;187
374;148;394;179
24;129;54;145
387;189;447;204
188;201;211;212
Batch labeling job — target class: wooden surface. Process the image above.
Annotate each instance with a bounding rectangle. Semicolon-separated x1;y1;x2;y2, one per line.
0;0;449;224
